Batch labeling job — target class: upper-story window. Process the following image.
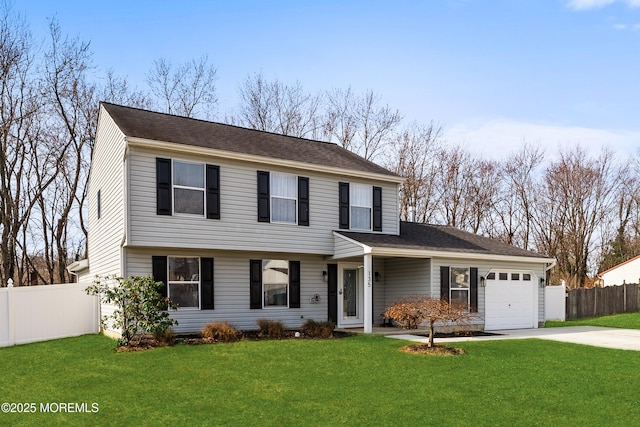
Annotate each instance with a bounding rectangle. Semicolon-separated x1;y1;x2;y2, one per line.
173;160;205;216
350;183;372;230
339;182;382;232
271;173;297;224
156;158;220;219
257;171;309;226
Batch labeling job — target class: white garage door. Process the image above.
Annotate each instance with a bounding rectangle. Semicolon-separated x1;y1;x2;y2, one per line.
485;271;536;330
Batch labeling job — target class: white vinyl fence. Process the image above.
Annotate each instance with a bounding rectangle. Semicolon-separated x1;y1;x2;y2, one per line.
544;283;566;322
0;283;99;348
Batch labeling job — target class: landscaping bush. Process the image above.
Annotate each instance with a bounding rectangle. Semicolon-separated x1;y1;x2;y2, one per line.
301;319;335;338
201;321;241;342
257;319;285;338
85;275;178;346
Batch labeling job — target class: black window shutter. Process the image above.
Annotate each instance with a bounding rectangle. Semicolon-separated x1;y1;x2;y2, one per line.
156;158;172;216
250;259;262;309
339;182;349;229
289;261;301;308
298;176;309;226
257;171;270;222
206;165;220;220
373;186;382;232
470;267;478;313
152;256;168;298
440;266;450;302
327;264;338;324
201;258;214;310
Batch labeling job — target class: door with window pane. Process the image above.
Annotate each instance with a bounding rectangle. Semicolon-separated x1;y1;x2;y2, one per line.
338;264;363;327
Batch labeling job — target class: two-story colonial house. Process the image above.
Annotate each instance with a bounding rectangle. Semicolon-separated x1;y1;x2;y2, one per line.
71;102;555;334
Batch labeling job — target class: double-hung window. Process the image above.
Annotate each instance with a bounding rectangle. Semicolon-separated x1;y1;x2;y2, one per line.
168;257;200;309
271;173;297;224
350;183;372;230
262;260;289;307
250;259;301;309
173;160;205;216
450;267;470;310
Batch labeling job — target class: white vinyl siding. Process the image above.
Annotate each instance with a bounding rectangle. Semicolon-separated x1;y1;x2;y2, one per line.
127;146;399;254
382;258;431;307
87;108;126;279
87;108;128;334
126;248;328;332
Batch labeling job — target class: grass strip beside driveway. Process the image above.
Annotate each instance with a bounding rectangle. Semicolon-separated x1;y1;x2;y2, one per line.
546;312;640;329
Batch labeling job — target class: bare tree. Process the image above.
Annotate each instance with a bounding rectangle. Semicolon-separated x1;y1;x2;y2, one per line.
534;146;621;287
387;121;442;222
0;4;45;286
493;143;544;248
435;145;475;229
235;73;324;139
146;55;218;119
34;20;97;283
324;87;402;162
101;70;150;110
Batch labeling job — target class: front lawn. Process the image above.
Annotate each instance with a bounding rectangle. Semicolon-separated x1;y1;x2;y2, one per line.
546;311;640;329
1;334;639;426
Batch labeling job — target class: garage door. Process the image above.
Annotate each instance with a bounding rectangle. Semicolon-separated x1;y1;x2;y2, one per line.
484;271;536;330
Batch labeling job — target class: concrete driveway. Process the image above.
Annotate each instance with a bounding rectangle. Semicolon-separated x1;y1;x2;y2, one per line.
387;326;640;351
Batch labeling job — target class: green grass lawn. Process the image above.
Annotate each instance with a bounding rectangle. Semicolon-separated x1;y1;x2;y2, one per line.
546;311;640;329
1;334;639;426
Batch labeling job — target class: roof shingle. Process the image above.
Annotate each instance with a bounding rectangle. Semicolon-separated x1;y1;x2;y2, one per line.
101;102;398;177
338;222;551;259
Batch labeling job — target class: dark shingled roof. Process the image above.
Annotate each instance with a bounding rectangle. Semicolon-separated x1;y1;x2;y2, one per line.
338;222;551;259
101;102;398;177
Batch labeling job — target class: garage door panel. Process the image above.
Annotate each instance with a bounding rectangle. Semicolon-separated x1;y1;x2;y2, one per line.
485;278;535;330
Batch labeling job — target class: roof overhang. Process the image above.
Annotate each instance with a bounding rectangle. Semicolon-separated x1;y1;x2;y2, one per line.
331;232;555;265
126;137;405;184
67;258;89;274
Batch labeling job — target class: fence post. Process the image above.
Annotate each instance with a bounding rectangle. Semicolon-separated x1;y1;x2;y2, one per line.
7;279;15;346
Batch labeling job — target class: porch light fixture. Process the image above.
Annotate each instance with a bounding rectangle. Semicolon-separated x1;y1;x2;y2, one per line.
322;271;328;282
539;277;545;287
480;276;486;287
374;272;381;282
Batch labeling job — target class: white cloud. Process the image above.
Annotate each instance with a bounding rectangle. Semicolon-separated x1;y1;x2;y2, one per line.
613;23;628;29
567;0;640;10
444;118;640;160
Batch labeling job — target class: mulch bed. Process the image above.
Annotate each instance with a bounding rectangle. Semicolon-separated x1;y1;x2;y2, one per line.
402;344;467;356
115;330;353;352
417;331;501;338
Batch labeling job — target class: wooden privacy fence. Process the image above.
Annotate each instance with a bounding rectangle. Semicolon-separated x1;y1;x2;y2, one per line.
566;283;639;321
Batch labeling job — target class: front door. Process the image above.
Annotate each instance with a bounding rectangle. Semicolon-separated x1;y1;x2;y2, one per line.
338;264;364;327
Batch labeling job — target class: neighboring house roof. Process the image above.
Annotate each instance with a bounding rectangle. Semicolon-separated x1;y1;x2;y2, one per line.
337;221;552;261
597;254;640;277
101;102;398;178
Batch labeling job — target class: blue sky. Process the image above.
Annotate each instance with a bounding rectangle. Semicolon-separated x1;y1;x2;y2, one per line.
16;0;640;158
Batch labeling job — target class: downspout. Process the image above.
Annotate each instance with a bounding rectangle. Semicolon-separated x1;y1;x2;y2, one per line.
120;138;129;278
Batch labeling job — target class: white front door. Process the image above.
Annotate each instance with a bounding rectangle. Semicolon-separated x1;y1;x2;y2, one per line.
338;263;364;327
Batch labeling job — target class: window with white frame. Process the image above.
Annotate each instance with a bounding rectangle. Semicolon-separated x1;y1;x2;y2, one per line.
350;183;371;230
173;160;205;215
270;173;297;223
168;257;200;309
450;267;469;309
262;259;289;307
